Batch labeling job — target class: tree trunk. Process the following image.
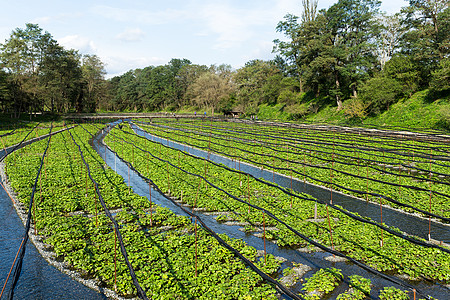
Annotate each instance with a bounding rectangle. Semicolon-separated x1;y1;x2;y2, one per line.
335;72;343;110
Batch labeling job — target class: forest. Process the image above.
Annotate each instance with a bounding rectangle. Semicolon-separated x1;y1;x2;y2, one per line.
0;0;449;120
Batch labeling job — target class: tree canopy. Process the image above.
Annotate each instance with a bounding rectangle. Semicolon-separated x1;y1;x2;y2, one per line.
1;1;448;118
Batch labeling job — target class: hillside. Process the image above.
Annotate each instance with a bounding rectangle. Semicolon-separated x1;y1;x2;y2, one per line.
256;90;450;132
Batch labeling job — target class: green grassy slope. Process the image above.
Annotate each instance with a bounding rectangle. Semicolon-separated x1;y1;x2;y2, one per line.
257;90;450;131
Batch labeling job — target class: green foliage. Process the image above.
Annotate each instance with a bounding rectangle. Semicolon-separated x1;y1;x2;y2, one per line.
302;268;343;299
384;55;420;97
136;119;450;284
430;58;450;94
378;287;409;300
257;104;290;121
337;275;371;300
5;124;283;299
359;76;403;114
0;23;106;116
342;97;368;120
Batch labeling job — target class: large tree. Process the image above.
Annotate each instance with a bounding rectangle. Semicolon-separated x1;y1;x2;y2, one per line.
234;60;280;108
0;23;103;115
188;70;235;115
401;0;450;87
375;13;404;69
0;23;55;116
82;54;106;112
326;0;381;107
40;45;84;113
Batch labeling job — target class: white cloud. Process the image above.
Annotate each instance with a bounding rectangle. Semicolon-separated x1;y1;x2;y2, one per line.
193;0;302;50
59;34;97;54
116;28;145;42
104;56;167;78
32;16;51;24
198;3;251;49
90;5;188;25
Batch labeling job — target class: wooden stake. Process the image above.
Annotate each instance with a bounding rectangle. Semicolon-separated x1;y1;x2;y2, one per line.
263;210;267;265
149;182;153;226
247;174;250;214
114;227;118;292
85;168;88;197
326;205;335;256
366;164;369;202
272;157;275;183
380;197;383;247
428;149;432;241
195;178;201;209
290;169;293;208
167;161;170;194
239;159;242;187
194;217;198;277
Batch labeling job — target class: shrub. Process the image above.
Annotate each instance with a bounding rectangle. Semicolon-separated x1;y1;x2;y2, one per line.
359;76;403;114
343;97;368;120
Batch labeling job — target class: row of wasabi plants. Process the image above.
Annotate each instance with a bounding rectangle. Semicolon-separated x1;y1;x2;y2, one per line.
4;123;283;299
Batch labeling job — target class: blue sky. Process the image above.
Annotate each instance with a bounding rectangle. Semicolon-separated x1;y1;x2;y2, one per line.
0;0;408;78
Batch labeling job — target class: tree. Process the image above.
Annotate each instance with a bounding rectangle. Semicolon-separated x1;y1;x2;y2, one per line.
383;54;420;97
430;58;450;94
0;70;11;112
401;0;450;86
360;76;403;114
273;0;319;93
188;71;235;115
109;70;139;111
234;60;280;108
40;46;83;113
326;0;381;107
301;0;319;23
273;14;304;91
375;13;404;69
297;12;334;98
82;54;106;112
176;64;209;107
0;23;96;115
0;23;55;116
